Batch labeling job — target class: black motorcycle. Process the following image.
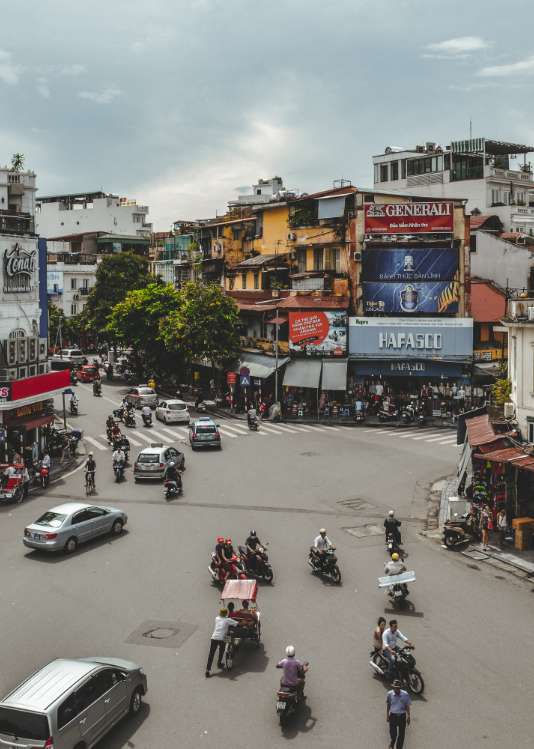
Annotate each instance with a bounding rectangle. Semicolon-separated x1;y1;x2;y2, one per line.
112;438;130;465
113;460;125;483
308;547;341;584
164;477;182;499
401;405;415;425
378;407;398;423
386;532;405;560
142;412;152;427
248;415;259;431
93;381;102;397
124;411;136;428
354;410;365;424
238;545;274;583
369;646;424;695
69;400;79;416
443;513;479;549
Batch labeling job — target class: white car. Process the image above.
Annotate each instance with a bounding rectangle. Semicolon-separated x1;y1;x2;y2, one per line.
156;399;190;424
125;386;158;409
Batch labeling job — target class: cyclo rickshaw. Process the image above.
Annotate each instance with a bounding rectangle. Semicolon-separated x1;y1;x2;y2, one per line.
220;579;262;670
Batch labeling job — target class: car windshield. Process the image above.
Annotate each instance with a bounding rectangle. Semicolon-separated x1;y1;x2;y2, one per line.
138;453;159;463
167;403;186;410
35;511;66;528
139;388;155;395
63;350;82;357
0;708;50;740
197;426;216;434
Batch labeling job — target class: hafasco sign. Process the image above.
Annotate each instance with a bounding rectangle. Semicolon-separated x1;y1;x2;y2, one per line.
379;331;442;351
3;243;36;293
364;202;453;234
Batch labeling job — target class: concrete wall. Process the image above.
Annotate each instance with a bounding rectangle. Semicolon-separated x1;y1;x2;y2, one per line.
255;205;288;252
471;232;533;289
508;323;534;436
47;262;97;318
36;196;151;238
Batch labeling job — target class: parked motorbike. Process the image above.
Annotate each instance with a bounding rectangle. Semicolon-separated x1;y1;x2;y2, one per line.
113;460;125;483
369;646;424;694
69;400;79;416
354;410;365;424
276;667;308;725
208;553;247;583
238;544;274;583
443;512;479;549
164;477;182;499
142;412;152;427
308;547;341;584
70;370;78;385
401;405;415;425
378;406;398;423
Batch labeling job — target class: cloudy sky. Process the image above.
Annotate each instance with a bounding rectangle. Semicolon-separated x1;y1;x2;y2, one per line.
2;0;534;228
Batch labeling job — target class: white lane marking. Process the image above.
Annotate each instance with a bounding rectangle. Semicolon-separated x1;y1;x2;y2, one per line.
435;438;459;445
411;431;447;441
147;428;172;442
217;427;238;438
303;424;328;432
286;424;313;432
257;425;279;435
134;431;159;443
260;424;287;434
220;422;248;433
124;435;142;447
425;434;457;443
271;424;300;434
398;430;422;438
158;426;189;439
85;435;107;451
322;425;340;431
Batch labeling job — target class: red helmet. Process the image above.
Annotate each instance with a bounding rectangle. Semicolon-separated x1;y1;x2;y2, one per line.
216;536;224;543
225;538;232;544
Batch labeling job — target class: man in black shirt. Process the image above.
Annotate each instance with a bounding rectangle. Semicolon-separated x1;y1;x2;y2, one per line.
384;510;402;544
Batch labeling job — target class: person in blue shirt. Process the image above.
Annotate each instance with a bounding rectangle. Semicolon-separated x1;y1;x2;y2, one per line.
386;680;411;749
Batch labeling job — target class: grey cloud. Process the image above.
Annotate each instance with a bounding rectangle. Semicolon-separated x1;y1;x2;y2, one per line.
0;49;21;85
77;87;122;104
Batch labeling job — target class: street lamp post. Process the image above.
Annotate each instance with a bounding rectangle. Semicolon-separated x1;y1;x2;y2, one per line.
274;306;279;405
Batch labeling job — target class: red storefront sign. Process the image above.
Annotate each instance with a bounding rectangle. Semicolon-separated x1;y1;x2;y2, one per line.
289;311;330;347
226;371;237;385
0;370;70;402
364;202;453;234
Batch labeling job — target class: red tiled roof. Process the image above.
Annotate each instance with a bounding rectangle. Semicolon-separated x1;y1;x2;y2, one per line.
466;414;498;447
470;214;493;230
470;279;506;322
499;232;533;243
474;446;534;471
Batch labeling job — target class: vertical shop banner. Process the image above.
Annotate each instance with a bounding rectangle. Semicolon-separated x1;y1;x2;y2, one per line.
361;247;458;282
289;311;347;356
362;279;460;314
364;202;453;234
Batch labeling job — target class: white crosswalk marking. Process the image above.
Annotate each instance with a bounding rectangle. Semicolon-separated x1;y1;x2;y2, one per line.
158;426;188;440
217;427;238;438
321;425;340;430
425;434;456;443
258;425;282;435
398;430;422;438
133;431;159;443
85;435;106;451
289;424;314;432
220;422;248;433
411;431;446;441
269;423;300;434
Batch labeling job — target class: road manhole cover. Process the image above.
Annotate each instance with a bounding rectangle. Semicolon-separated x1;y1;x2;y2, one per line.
343;525;383;539
126;620;197;649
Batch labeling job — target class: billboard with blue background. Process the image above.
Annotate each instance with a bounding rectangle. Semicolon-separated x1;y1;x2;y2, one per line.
362;279;459;314
361;246;457;282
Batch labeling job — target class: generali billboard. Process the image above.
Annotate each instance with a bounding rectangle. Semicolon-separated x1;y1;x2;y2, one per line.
364;202;453;234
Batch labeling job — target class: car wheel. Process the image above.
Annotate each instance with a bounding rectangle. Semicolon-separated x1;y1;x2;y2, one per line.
64;536;78;554
129;687;143;715
111;519;124;536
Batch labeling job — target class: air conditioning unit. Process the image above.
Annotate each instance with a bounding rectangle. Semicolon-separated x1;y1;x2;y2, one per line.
7;340;17;366
504;402;515;419
28;365;36;377
528;306;534;321
39;339;47;360
353;251;362;261
17;338;27;364
28;338;37;362
7;368;17;380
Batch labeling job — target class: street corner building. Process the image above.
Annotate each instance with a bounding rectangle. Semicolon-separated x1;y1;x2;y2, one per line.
0;163;70;460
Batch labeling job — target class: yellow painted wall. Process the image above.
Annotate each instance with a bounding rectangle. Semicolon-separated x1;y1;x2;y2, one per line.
254;205;289;254
225;269;263;291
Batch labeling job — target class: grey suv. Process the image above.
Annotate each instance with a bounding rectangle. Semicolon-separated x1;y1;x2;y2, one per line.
0;657;147;749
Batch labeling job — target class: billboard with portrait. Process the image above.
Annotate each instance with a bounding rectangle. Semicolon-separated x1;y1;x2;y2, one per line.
362;279;459;314
289;310;347;356
361;246;457;282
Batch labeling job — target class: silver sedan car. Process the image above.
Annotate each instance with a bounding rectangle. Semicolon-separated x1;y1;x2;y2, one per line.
23;502;127;554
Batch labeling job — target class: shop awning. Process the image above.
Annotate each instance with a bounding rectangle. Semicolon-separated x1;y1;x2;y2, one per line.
321;359;348;391
465;414;499;447
23;414;55;430
473;446;534;471
236;353;289;379
267;314;288;325
283;359;322;389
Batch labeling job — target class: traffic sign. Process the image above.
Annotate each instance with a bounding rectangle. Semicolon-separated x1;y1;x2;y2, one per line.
240;374;251;387
227;372;237;385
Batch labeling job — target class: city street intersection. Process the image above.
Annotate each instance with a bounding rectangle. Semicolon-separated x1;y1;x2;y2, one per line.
0;382;531;749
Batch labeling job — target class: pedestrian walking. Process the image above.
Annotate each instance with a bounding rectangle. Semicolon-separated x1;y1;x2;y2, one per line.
386;679;411;749
496;508;507;548
205;608;238;678
480;505;491;551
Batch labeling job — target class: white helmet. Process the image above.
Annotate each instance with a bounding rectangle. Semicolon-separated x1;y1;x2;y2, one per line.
319;528;326;535
388;510;395;517
285;645;295;657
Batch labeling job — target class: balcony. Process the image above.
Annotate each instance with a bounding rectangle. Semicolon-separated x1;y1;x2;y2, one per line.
488;167;534;184
79;287;91;296
0;211;34;235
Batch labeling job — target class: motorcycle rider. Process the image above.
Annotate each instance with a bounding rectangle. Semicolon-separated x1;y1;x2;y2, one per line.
384;510;402;545
92;377;101;396
141;404;152;424
224;537;235;558
106;415;115;440
85;452;96;487
244;529;264;571
382;619;413;680
276;646;309;700
164;460;182;491
385;552;408;597
112;446;126;475
40;450;51;471
311;528;333;567
247;404;258;429
110;422;122;443
70;392;79;413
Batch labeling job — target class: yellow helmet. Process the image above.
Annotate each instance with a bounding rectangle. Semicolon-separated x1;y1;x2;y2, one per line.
391;552;400;562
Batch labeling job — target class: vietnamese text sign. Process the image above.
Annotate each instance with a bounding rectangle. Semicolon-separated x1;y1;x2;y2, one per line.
364;202;453;234
289;311;347;356
361;247;457;282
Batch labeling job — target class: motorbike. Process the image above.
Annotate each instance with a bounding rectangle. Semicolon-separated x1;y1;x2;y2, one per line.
378;406;398;423
164;477;182;499
208;552;247;584
112;408;125;423
142;412;152;427
386;532;405;559
112;438;130;465
248;415;259;431
276;668;308;725
354;410;365;424
92;381;102;397
113;460;125;483
238;544;274;583
417;411;426;427
401;405;415;425
308;547;341;584
443;512;479;549
70;371;78;385
39;463;50;489
378;569;415;609
369;646;424;694
69;400;79;416
124;411;136;428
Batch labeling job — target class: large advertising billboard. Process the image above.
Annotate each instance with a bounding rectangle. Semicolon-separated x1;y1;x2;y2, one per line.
361;247;457;282
362;279;460;314
289;311;347;356
348;317;473;360
364;201;453;234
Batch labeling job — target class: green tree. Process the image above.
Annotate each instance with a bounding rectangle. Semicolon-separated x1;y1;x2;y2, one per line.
162;282;240;376
106;282;183;377
48;301;65;349
83;253;151;341
11;153;24;171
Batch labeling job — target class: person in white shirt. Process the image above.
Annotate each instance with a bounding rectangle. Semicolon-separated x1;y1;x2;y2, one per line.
41;451;51;469
382;620;413;679
112;448;125;467
311;528;333;565
205;608;239;677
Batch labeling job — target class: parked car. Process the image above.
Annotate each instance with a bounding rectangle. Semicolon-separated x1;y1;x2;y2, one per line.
125;386;158;409
133;443;185;481
189;417;222;450
76;364;100;383
23;502;127;554
50;348;85;366
155;399;190;424
0;656;147;749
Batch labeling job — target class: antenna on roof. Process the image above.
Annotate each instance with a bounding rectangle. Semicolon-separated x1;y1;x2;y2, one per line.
469;118;472;140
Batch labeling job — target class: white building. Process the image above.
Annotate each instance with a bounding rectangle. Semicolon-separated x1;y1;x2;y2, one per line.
228;177;289;207
0;165;37;233
372;138;534;234
505;295;534;440
36;190;152;239
47;254;98;319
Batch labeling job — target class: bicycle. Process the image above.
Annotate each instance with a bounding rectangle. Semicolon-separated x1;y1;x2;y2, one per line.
85;471;95;496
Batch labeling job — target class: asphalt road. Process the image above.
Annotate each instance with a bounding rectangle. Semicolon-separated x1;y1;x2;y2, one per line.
0;381;531;749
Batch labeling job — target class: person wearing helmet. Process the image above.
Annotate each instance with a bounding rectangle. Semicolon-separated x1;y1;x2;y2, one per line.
311;528;333;567
276;645;309;699
384;510;402;545
224;537;235;557
164;460;181;489
385;552;406;577
245;529;264;571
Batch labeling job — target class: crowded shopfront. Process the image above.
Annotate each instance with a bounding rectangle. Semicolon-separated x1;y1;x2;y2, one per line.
0;370;70;463
348;317;474;417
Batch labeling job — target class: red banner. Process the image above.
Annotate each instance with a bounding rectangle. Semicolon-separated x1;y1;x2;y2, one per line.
289;311;330;347
364;202;453;234
7;370;70;402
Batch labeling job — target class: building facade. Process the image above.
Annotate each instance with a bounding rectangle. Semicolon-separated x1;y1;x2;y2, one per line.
504;295;534;440
373;138;534;234
47;252;98;319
